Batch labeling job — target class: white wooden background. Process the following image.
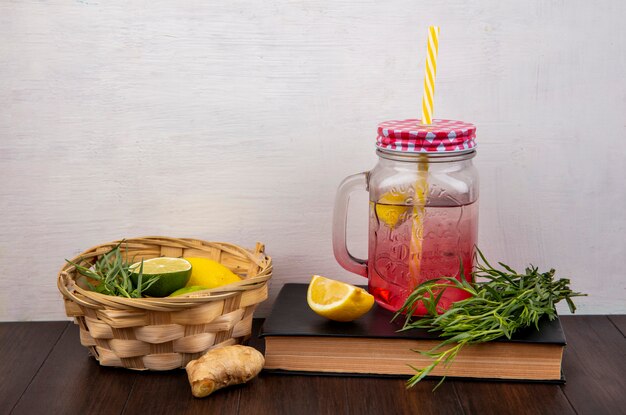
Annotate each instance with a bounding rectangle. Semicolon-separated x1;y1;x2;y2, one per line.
1;1;624;321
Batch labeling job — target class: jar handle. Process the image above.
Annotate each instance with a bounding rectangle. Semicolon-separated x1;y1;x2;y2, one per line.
332;172;368;278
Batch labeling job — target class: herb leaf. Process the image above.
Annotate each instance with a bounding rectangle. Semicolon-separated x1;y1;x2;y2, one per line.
66;241;159;298
395;248;586;389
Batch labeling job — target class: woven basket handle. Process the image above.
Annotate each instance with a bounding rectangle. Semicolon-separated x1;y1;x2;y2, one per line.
246;242;266;277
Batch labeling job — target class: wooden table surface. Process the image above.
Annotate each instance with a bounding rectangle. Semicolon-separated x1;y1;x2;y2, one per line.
2;315;625;415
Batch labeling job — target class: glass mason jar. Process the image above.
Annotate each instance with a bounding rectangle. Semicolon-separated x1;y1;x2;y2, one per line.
332;119;479;314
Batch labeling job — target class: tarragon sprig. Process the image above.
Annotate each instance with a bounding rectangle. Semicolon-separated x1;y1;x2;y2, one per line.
394;248;586;389
66;241;159;298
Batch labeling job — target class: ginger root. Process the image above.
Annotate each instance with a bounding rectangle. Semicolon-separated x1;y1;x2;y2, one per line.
185;345;264;398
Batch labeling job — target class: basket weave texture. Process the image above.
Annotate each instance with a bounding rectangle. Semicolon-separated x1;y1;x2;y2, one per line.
58;237;272;370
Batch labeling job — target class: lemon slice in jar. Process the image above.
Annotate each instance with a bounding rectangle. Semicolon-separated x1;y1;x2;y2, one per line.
307;275;375;322
375;191;411;228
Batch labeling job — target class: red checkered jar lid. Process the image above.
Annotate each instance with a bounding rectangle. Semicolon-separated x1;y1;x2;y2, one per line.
376;119;477;154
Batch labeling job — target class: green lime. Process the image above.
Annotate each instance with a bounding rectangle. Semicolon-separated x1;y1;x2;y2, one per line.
169;285;210;297
129;257;192;297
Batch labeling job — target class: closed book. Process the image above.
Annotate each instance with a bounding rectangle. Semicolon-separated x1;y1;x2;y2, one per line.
261;284;566;382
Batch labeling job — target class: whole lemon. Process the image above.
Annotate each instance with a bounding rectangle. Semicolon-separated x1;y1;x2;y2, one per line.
183;257;242;289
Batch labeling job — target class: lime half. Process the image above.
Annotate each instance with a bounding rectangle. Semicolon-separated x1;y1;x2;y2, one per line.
129;257;192;297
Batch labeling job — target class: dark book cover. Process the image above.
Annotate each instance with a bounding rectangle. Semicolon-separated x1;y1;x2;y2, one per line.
261;283;566;345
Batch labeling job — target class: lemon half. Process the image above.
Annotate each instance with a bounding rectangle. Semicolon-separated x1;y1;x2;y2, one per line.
307;275;375;322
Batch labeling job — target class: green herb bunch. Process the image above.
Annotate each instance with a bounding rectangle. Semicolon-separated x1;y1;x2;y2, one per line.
66;242;158;298
394;249;586;389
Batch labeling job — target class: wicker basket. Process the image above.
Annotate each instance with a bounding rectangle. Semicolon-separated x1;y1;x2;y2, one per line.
58;236;272;370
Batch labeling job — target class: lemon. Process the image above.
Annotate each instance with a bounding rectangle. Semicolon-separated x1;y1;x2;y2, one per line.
183;257;242;289
129;257;192;297
307;275;375;322
169;285;210;297
375;191;410;228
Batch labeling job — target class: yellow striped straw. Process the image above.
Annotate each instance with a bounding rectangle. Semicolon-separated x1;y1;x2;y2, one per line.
409;26;440;290
421;26;440;125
